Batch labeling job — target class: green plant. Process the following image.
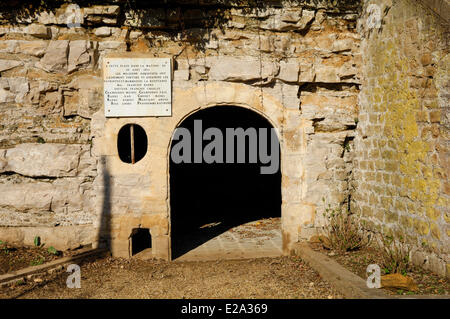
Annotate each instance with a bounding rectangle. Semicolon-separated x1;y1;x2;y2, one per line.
15;279;26;286
30;256;45;266
34;236;40;247
0;240;9;255
322;201;372;252
47;246;60;255
379;233;411;275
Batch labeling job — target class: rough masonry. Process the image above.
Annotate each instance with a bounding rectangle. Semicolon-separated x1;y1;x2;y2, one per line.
0;0;447;277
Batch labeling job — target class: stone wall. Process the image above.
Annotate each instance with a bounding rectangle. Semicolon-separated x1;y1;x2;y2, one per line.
353;0;449;277
1;0;360;258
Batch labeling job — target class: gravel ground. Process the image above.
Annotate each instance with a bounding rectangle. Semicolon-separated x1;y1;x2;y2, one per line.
1;256;343;299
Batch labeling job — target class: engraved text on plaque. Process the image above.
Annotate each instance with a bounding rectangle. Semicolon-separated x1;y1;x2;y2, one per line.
103;57;172;117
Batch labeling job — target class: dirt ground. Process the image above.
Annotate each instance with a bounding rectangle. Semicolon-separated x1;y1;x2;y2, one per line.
1;256;343;299
0;242;73;275
310;243;450;296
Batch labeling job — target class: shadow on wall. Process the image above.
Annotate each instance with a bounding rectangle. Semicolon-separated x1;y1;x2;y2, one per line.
97;155;111;251
170;106;281;259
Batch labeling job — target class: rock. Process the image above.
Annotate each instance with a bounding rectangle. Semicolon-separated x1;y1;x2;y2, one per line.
0;77;29;103
7;77;29;103
314;64;340;83
281;8;303;23
260;9;315;31
0;158;6;170
331;38;354;52
0;88;15;103
174;69;190;81
83;5;120;16
381;274;419;291
310;235;332;249
25;24;51;39
101;18;118;25
94;27;111;37
68;40;95;73
194;65;206;75
36;11;57;25
0;143;81;177
230;7;272;19
0;177;85;218
61;75;102;118
281;83;300;109
0;182;53;211
0;40;48;57
298;10;316;28
98;41;127;51
0;59;22;73
208;56;278;82
18;41;48;57
37;40;69;73
129;31;143;40
0;225;95;250
299;63;315;82
278;60;299;82
40;91;61;111
54;4;84;26
0;40;17;54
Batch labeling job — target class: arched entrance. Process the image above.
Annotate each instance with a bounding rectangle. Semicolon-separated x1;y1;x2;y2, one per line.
169;106;282;260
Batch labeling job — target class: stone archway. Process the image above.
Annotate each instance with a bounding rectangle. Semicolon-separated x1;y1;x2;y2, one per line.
168;105;282;260
100;82;307;260
161;82;307;260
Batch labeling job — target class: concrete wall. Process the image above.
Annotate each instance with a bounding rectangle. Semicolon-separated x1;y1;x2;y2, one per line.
353;0;449;277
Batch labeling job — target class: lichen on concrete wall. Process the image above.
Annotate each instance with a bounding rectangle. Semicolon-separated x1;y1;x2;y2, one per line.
354;0;449;277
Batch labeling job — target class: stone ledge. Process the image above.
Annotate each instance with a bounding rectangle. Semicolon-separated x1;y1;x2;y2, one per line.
293;242;391;299
293;242;450;299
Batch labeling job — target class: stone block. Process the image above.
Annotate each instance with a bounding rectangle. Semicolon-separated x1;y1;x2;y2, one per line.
152;235;170;260
278;60;299;83
0;225;95;251
0;143;81;177
37;40;69;73
68;40;96;73
24;24;51;39
94;26;112;37
208;56;278;82
0;59;22;73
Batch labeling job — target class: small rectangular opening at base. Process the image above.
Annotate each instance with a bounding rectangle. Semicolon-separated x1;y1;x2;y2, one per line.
131;228;152;256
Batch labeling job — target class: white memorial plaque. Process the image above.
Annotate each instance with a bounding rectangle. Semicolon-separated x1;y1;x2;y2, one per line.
103;57;172;117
